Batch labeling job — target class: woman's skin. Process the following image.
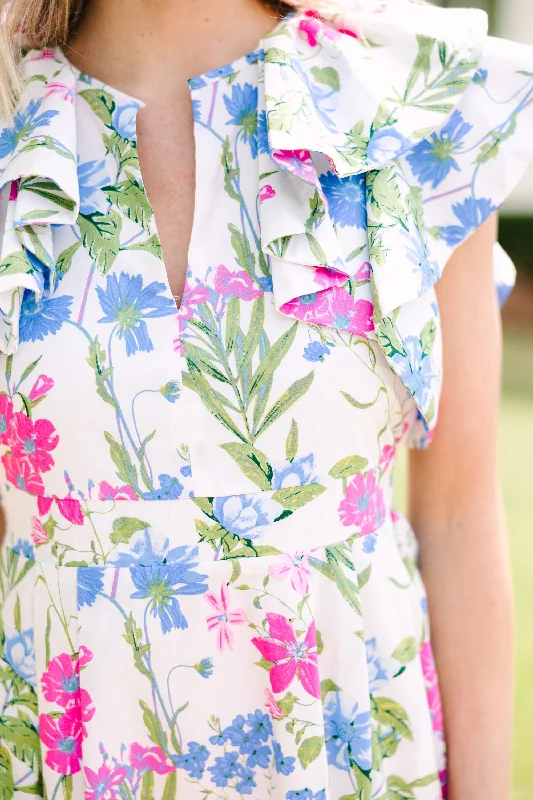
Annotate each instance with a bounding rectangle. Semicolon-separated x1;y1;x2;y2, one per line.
67;3;514;797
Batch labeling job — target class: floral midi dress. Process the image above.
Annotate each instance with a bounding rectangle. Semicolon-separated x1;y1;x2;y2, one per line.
0;3;531;799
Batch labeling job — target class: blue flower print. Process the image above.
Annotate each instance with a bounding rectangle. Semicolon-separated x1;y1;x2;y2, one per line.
323;691;372;773
111;530;195;569
4;629;36;686
195;657;215;679
0;98;59;158
160;381;180;403
287;792;326;800
212;494;282;540
362;533;377;554
220;712;272;753
208;751;240;787
96;273;176;356
13;539;34;560
224;83;259;158
112;102;141;141
142;473;183;500
367;126;411;166
19;292;73;344
320;171;367;229
404;230;439;295
303;341;333;363
406;110;473;189
273;741;296;776
440;197;497;247
206;64;235;81
257;109;270;155
77;568;105;608
130;546;208;634
365;637;389;693
392;335;435;410
473;68;488;87
292;59;336;133
191;98;202;123
173;742;209;779
235;766;257;795
78;159;112;215
272;454;317;490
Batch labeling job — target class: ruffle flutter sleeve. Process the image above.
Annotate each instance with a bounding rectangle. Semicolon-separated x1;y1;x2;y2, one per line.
258;1;533;447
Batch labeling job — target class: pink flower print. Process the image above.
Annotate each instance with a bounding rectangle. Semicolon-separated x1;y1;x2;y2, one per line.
259;184;276;202
272;149;317;183
379;445;396;473
98;481;138;501
39;710;83;775
9;412;59;474
129;743;175;775
2;452;45;495
420;641;444;735
31;516;49;545
44;82;75;104
264;688;284;720
28;375;54;402
214;265;262;302
328;289;374;335
37;495;84;526
9;180;19;202
251;613;320;699
26;48;56;62
85;762;128;800
0;394;14;445
205;584;247;651
338;470;385;535
390;509;401;523
179;280;210;320
41;651;95;726
313;267;349;289
354;261;371;283
268;552;310;595
298;10;341;47
439;769;449;799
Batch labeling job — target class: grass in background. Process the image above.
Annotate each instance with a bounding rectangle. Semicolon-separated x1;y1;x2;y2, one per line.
394;328;533;798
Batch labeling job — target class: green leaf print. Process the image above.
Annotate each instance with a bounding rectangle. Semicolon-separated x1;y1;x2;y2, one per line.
141;771;154;800
124;615;152;681
371;696;413;741
21;178;77;213
221;137;240;202
184;343;230;384
121;233;163;260
247;323;298;402
264;47;293;67
255;371;314;439
56;240;82;278
0;745;13;800
343;120;370;172
103;131;140;173
272;483;326;511
341;387;386;411
404;35;435;100
228;223;255;279
297;735;324;769
0;251;35;277
286;419;298;462
162;772;178;800
182;370;248;442
78;209;122;275
79;87;115;126
268;90;309;132
225;297;240;355
386;776;416;800
368;167;409;230
420;319;436;358
309;553;362;615
311;66;340;92
237;296;264;370
329;455;369;479
63;774;73;800
87;337;117;410
103;174;154;230
0;717;40;774
320;678;341;703
377;317;406;359
104;431;139;487
110;517;150;545
220;443;273;491
391;636;418;665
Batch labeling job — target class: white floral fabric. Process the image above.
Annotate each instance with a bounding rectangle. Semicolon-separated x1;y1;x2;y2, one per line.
0;3;531;799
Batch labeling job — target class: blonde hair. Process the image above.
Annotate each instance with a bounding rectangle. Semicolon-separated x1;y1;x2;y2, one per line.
0;0;351;118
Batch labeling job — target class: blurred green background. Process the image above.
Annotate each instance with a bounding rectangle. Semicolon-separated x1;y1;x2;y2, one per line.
405;2;533;794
